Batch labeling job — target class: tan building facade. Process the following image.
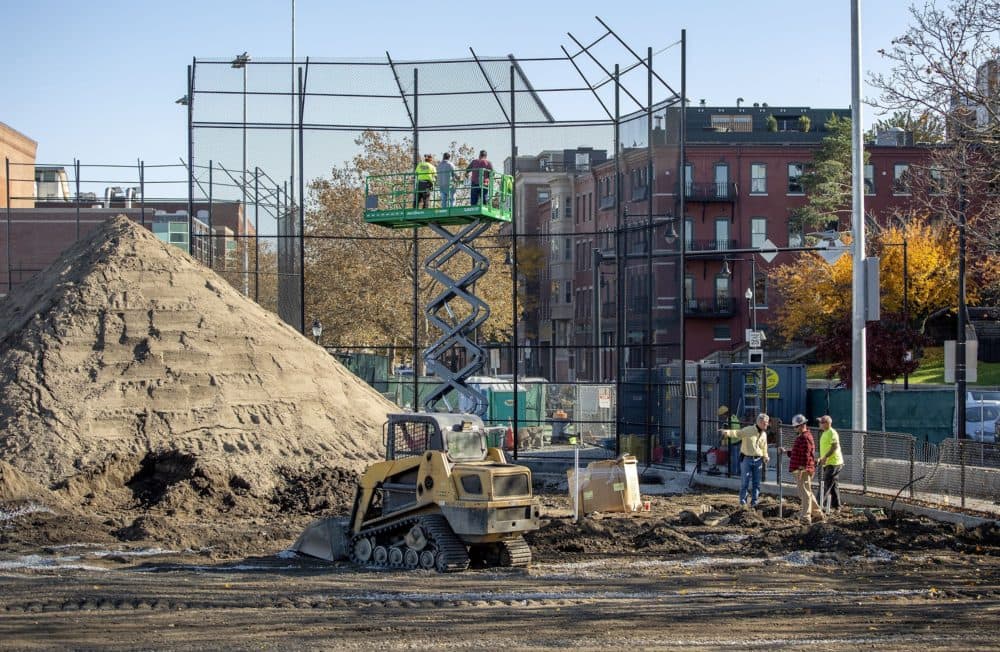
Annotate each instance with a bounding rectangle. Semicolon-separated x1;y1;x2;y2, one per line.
0;122;38;208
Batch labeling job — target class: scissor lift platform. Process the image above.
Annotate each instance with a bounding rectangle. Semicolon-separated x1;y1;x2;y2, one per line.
363;170;513;229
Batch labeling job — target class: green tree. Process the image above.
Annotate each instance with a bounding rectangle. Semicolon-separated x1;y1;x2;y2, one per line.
790;114;866;232
304;130;517;369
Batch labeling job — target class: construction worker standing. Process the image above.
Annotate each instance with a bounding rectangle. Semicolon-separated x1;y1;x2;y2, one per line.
414;154;436;209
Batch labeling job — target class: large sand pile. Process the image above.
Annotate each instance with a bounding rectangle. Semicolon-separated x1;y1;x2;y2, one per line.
0;215;393;537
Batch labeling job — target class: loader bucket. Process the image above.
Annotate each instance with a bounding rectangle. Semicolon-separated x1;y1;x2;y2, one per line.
290;517;351;561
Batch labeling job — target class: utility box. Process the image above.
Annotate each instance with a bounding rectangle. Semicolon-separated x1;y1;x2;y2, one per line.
567;455;642;513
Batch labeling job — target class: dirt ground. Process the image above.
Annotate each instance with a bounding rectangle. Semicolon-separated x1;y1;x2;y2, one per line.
1;485;997;651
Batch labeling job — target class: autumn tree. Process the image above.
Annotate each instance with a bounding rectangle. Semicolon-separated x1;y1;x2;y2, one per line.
304;130;518;368
770;218;962;385
868;0;1000;303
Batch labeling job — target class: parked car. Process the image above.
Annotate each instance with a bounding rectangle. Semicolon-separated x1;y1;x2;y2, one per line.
968;389;1000;403
966;400;1000;443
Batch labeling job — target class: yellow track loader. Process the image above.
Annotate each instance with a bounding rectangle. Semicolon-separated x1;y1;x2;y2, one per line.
292;413;540;572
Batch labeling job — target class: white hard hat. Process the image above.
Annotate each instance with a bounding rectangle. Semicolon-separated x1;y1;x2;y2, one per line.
791;414;808;427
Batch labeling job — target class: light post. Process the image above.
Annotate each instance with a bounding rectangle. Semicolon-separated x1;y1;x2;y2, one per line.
231;52;251;297
723;255;764;417
722;255;759;346
592;248;602;381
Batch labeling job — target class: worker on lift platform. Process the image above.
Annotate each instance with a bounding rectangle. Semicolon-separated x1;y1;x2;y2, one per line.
414;154;437;209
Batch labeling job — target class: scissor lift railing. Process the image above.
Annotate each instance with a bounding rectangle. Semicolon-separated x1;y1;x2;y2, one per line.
363;170;513;229
364;171;513;416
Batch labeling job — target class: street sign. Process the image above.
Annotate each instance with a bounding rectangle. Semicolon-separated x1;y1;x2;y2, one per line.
759;238;778;263
748;330;765;348
818;239;848;265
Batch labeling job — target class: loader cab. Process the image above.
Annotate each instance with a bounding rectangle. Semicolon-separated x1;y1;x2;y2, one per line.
385;413;488;462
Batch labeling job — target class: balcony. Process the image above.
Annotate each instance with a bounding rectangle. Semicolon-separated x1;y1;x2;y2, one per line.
684;296;737;318
683;181;737;202
687;238;737;256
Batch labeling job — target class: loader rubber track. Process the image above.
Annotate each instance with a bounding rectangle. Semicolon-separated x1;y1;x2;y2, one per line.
350;513;470;573
499;536;532;567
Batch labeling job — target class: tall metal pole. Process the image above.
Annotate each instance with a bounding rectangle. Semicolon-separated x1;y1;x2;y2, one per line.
254;167;260;302
208;159;214;269
678;29;687;470
290;0;295;217
645;46;655;456
510;64;519;457
411;68;419;408
187;61;195;256
593;248;602;381
957;147;968;439
298;64;306;334
850;0;868;433
242;61;249;296
4;157;10;293
139;160;145;227
613;64;623;453
74;159;81;240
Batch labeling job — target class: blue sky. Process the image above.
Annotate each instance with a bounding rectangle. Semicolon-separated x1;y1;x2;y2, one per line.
3;1;915;180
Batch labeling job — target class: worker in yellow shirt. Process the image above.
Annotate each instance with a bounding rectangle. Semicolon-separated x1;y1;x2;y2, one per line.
817;414;845;511
725;412;769;508
413;154;436;209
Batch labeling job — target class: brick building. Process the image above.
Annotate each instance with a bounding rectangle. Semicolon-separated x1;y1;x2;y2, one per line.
514;105;935;380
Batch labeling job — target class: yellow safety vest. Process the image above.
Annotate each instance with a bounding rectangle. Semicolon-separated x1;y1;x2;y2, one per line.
415;161;436;183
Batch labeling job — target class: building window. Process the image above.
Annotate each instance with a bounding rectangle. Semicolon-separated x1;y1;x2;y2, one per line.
684;218;694;249
564;238;571;261
893;163;910;195
751;217;767;248
714;219;730;251
864;164;875;195
714;163;729;198
713;325;732;340
710;114;752;132
787;163;804;194
684;275;695;310
565;196;573;218
714;274;731;308
683;163;693;196
787;220;803;247
750;163;767;194
537;188;550;204
565;281;572;304
929;167;944;195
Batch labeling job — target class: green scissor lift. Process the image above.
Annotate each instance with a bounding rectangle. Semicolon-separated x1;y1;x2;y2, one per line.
363;169;514;416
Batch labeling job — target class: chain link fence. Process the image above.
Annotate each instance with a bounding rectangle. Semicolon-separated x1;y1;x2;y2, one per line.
745;425;1000;515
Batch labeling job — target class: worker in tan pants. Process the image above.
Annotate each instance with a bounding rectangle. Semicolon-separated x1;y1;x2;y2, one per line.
785;414;824;524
